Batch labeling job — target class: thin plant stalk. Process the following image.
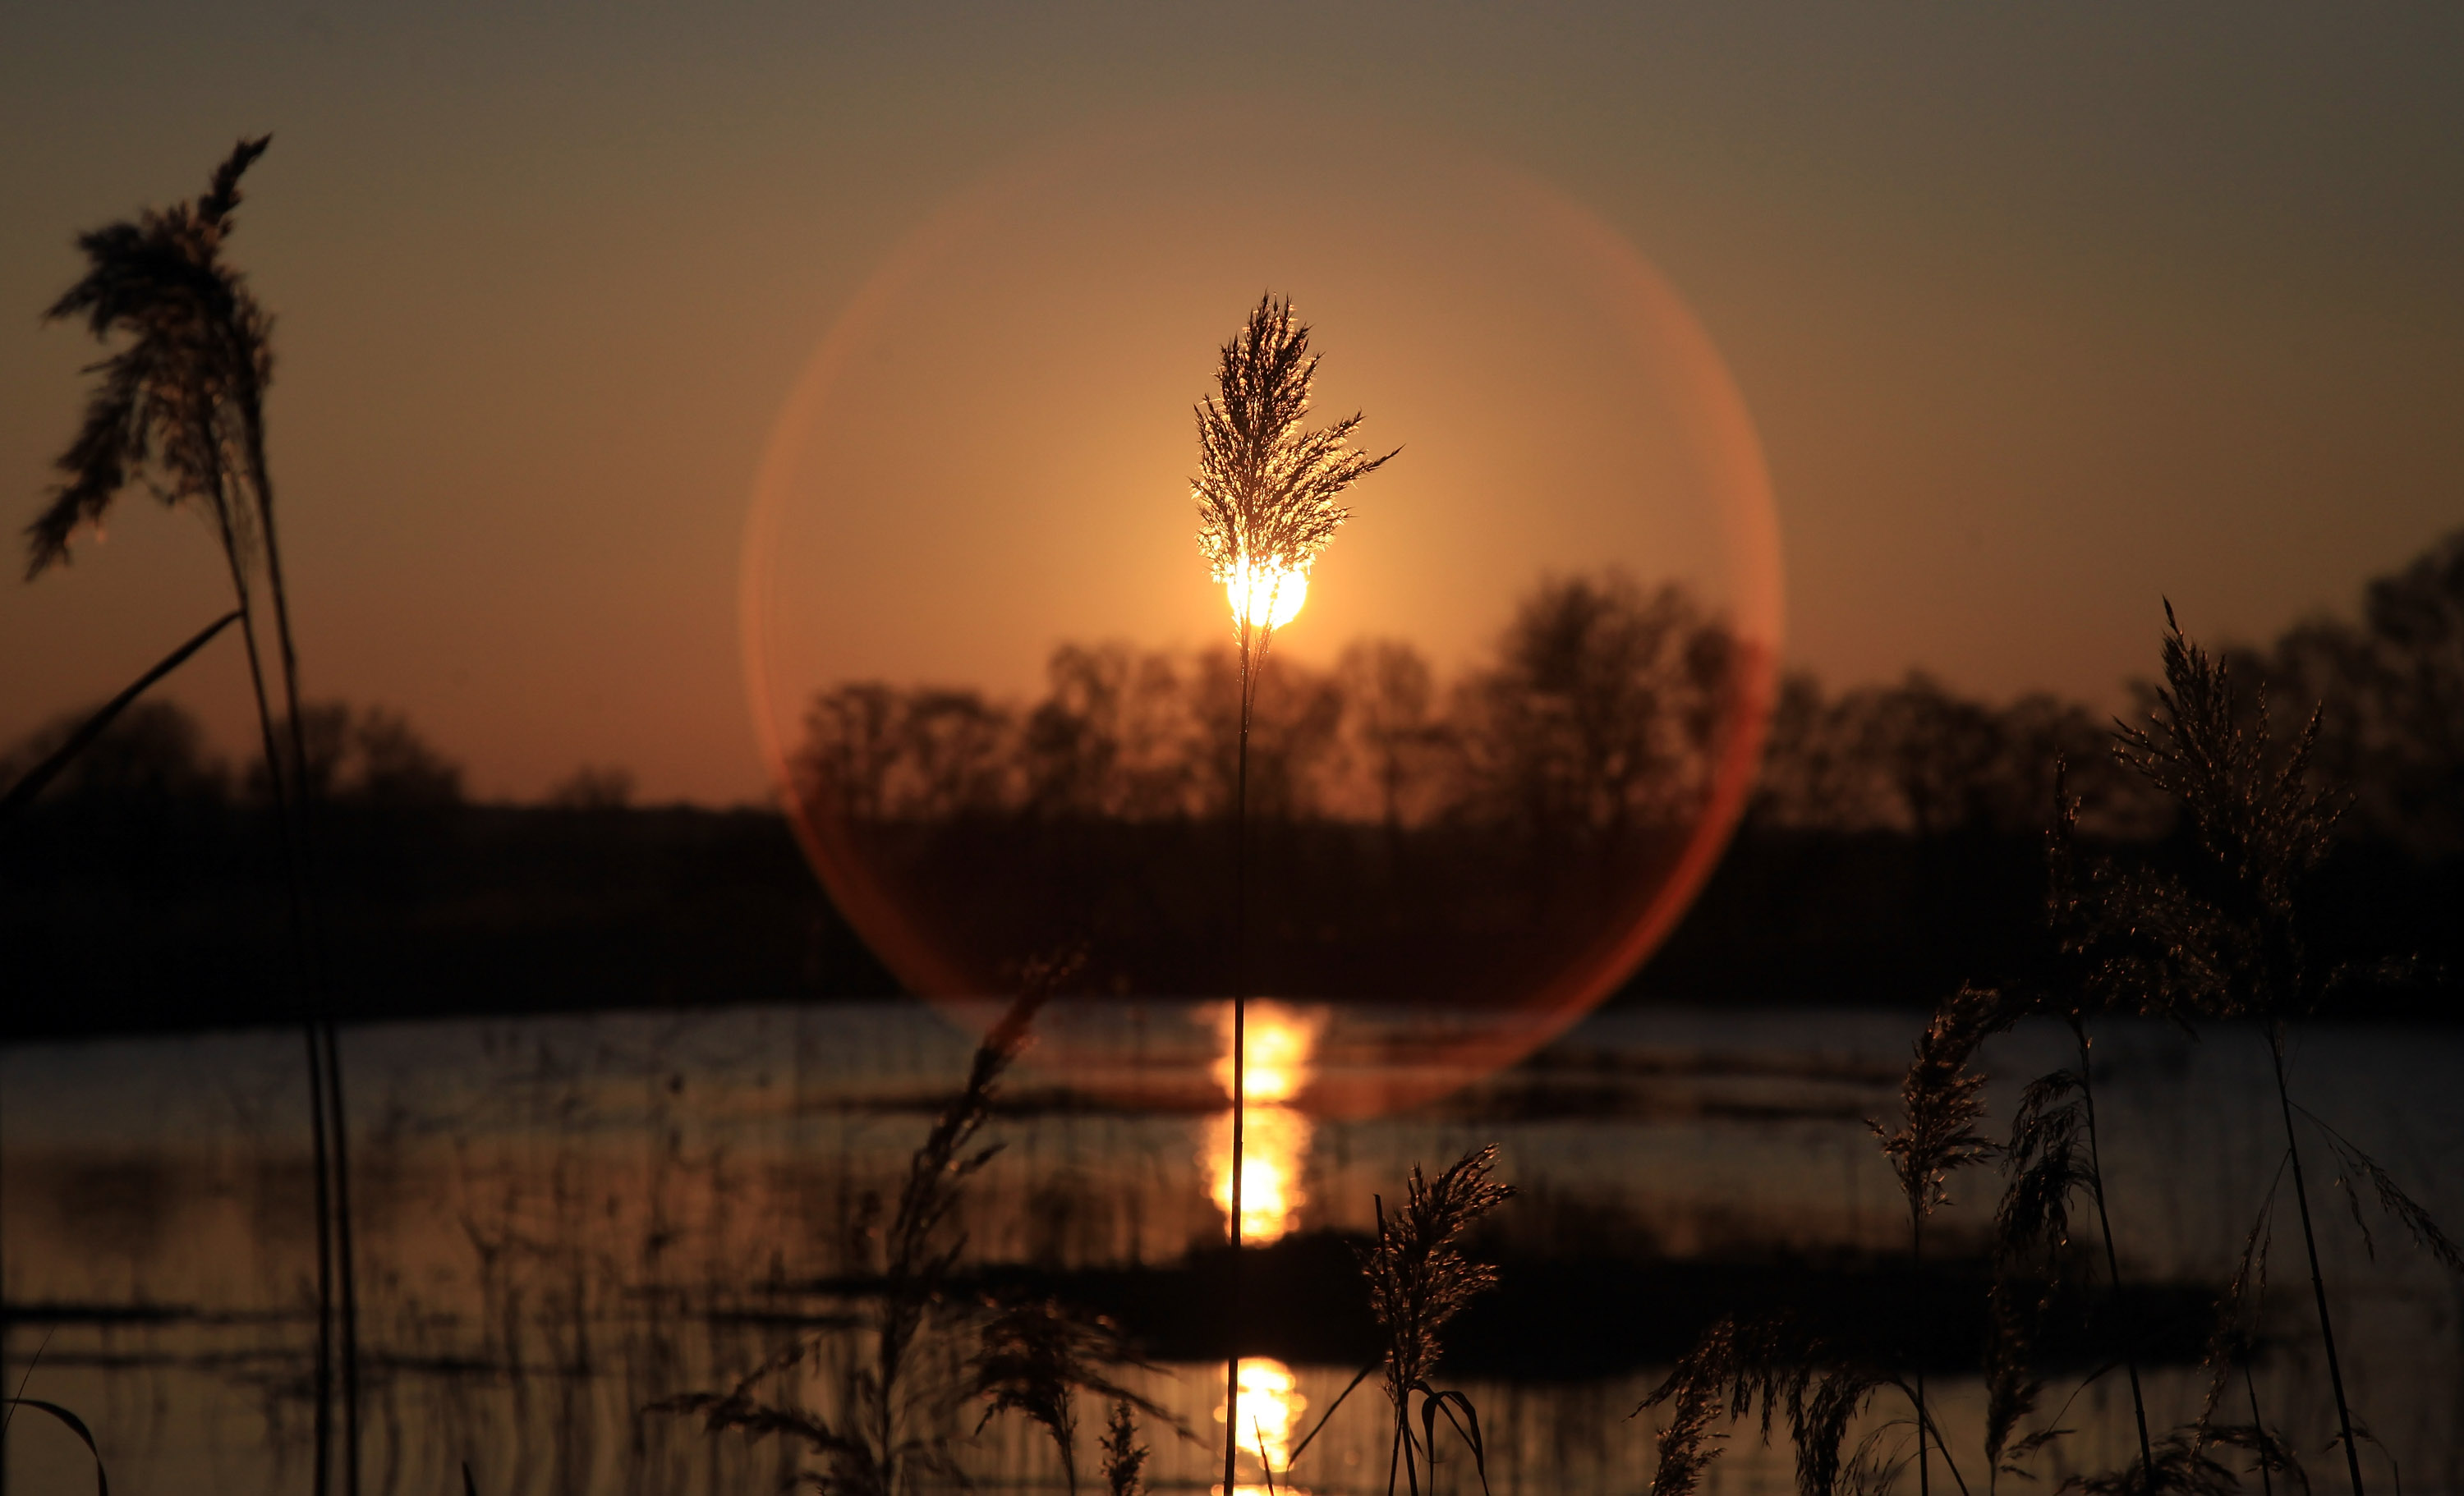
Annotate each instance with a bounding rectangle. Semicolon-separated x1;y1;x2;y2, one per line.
206;454;338;1496
2269;1021;2365;1496
25;139;347;1496
2069;1018;2155;1488
1875;986;1995;1496
0;608;241;824
2110;607;2362;1494
319;1017;356;1494
231;269;361;1496
1910;1200;1928;1496
1185;296;1392;1496
1223;604;1264;1496
228;500;338;1496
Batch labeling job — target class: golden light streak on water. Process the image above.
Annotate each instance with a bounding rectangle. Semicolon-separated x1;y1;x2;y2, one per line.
1205;1105;1310;1242
1212;1356;1309;1496
1205;1002;1326;1242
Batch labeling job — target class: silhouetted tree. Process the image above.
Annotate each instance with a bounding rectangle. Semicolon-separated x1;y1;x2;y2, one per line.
546;764;635;810
1451;572;1732;843
1337;639;1446;832
1754;672;2149;838
1023;645;1192;820
2237;526;2464;856
243;702;463;807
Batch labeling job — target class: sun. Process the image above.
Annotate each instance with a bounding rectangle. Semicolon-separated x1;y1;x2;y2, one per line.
1226;557;1309;632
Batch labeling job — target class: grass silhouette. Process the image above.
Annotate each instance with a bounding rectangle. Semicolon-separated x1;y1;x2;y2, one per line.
1357;1145;1512;1496
25;135;363;1496
1188;292;1395;1496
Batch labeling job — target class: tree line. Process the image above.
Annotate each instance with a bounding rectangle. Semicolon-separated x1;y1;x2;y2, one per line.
798;572;1743;843
795;526;2464;857
13;528;2457;858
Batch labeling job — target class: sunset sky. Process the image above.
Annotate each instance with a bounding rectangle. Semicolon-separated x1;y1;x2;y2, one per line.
4;3;2459;805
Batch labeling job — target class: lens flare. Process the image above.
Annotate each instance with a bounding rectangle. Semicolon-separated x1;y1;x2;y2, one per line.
740;109;1786;1117
1214;1357;1308;1496
1206;1002;1323;1242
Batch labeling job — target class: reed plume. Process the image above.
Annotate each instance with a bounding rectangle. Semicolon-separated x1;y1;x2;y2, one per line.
1190;294;1397;639
26;135;362;1496
1100;1399;1150;1496
1639;1314;1894;1496
972;1300;1174;1495
1188;293;1395;1496
660;957;1092;1495
2103;603;2461;1495
1873;980;2007;1496
1357;1145;1513;1496
1995;758;2159;1488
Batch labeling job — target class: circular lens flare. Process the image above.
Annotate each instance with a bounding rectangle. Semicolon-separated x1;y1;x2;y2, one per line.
741;109;1783;1117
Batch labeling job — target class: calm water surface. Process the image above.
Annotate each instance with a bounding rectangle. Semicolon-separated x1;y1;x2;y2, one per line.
4;1001;2459;1494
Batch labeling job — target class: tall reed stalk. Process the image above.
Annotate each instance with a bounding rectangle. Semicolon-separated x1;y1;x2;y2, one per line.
1359;1147;1512;1496
2109;605;2360;1491
1873;983;2001;1496
2030;770;2155;1487
2099;605;2461;1493
24;136;357;1496
1186;293;1394;1494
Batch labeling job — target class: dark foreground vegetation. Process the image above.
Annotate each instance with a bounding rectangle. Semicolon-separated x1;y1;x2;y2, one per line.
4;776;2454;1039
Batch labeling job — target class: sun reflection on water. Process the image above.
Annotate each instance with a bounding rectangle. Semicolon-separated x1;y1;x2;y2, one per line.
1212;1356;1308;1496
1205;1001;1326;1243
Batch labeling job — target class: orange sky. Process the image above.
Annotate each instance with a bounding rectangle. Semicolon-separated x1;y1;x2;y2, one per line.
4;5;2460;804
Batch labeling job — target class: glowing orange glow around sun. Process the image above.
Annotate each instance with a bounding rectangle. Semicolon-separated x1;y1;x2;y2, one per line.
1225;557;1309;632
1205;1002;1324;1242
1212;1357;1308;1496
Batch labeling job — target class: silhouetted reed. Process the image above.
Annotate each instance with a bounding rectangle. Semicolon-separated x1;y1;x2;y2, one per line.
1639;1313;1900;1496
659;956;1183;1494
0;609;238;826
1354;1144;1513;1496
26;135;361;1496
2095;603;2461;1495
972;1299;1171;1494
1835;601;2463;1495
1873;980;2004;1496
3;1393;112;1496
1973;764;2160;1489
1188;292;1395;1496
1101;1398;1149;1496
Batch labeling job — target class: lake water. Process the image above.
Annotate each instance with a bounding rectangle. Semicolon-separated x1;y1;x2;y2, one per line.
3;1000;2458;1494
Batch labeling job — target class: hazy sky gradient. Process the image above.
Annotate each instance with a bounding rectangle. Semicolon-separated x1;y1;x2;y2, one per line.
4;3;2459;803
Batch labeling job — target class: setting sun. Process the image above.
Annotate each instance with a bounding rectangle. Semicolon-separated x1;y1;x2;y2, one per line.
1225;557;1310;632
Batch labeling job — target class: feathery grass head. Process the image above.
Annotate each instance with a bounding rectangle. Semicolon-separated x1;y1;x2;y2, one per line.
1873;982;2009;1218
972;1300;1173;1496
29;136;276;580
1190;294;1396;635
2105;603;2349;1021
1359;1145;1514;1399
1638;1315;1889;1496
2117;602;2342;915
1101;1400;1150;1496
